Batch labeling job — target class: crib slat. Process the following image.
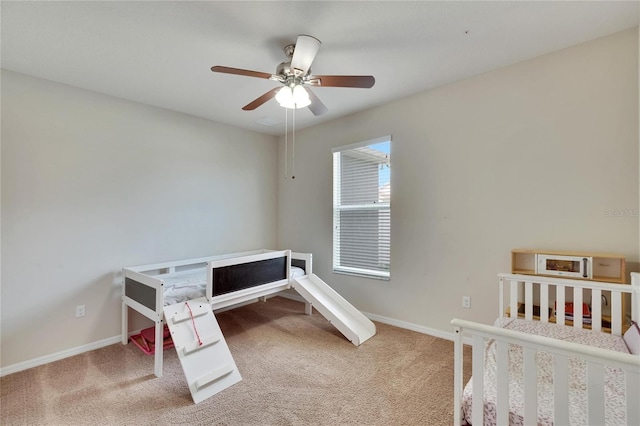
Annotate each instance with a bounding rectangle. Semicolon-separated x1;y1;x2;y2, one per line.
510;280;518;319
472;335;485;426
523;347;537;424
453;328;463;426
556;288;565;325
591;288;602;332
496;340;509;425
587;361;605;425
540;283;549;322
554;355;569;425
627;370;640;425
525;281;533;320
611;291;622;336
499;277;504;318
574;287;583;328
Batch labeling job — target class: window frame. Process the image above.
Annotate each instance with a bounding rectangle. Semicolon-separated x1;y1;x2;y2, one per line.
331;135;391;281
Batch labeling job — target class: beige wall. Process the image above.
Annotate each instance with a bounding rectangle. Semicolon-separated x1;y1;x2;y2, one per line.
1;27;638;371
277;28;639;333
1;71;279;368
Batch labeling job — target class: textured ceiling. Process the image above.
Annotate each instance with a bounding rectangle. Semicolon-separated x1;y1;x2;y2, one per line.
1;1;638;135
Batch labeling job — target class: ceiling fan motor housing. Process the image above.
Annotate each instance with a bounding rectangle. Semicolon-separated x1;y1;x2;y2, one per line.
276;61;292;77
283;43;295;58
276;62;310;79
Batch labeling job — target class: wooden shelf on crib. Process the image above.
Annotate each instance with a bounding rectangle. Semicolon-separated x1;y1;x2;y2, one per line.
505;303;613;333
511;249;627;284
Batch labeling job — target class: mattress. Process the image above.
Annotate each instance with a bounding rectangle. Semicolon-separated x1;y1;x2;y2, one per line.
162;270;207;306
161;266;306;306
462;317;630;426
290;266;305;279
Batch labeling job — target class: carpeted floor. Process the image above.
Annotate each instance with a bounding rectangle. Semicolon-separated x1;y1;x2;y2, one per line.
1;296;472;425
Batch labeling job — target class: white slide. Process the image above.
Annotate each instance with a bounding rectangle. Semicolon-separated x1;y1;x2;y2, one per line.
292;274;376;346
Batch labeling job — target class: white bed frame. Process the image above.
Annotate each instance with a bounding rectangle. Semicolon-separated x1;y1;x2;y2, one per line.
452;272;640;425
122;249;313;377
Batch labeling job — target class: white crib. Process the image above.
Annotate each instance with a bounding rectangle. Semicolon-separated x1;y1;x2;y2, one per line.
452;272;640;425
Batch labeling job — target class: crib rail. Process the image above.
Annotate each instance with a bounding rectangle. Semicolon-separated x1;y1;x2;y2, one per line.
499;273;639;336
452;318;640;426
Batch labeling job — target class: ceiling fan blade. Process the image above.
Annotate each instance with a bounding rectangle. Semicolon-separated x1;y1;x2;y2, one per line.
211;66;273;80
290;35;321;77
305;88;328;116
242;87;281;111
311;75;375;88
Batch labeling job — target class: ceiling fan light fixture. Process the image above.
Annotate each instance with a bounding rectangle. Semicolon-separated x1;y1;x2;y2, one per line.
293;85;310;107
276;84;310;109
275;86;293;108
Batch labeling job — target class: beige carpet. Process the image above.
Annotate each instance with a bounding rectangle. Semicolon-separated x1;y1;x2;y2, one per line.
1;296;472;425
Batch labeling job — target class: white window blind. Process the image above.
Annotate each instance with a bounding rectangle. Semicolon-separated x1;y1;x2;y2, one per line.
332;136;391;280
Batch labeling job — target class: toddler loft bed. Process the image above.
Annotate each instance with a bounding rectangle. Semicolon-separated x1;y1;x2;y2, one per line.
452;272;640;425
122;249;312;377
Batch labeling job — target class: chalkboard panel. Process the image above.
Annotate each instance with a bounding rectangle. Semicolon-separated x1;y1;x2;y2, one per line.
212;256;287;296
291;258;306;272
125;277;157;310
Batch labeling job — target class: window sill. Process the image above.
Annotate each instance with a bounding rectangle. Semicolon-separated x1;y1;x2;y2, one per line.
333;268;390;281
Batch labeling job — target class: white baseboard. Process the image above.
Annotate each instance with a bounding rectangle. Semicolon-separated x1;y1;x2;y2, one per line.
362;312;473;345
277;292;470;344
362;311;464;342
0;334;123;377
2;294;468;377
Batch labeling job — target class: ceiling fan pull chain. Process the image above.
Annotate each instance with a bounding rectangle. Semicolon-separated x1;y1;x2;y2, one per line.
292;106;295;179
284;107;288;179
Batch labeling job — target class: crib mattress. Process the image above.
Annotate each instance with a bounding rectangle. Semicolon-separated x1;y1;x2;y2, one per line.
462;317;630;426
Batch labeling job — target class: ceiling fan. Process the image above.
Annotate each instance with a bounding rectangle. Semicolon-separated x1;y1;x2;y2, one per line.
211;35;375;116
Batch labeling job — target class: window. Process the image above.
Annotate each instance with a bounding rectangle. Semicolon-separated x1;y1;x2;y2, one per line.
332;136;391;280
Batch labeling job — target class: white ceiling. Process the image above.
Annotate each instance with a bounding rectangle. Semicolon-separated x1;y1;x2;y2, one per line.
1;1;638;136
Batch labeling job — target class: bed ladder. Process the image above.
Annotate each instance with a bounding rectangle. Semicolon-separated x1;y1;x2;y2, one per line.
163;297;242;404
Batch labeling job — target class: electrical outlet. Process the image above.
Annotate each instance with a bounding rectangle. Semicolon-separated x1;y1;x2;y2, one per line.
75;305;85;318
462;296;471;309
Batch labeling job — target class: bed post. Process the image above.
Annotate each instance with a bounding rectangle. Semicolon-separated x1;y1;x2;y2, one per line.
453;325;463;426
121;270;128;345
154;319;164;378
632;272;640;325
499;276;504;318
122;294;128;344
291;252;314;315
154;280;165;378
